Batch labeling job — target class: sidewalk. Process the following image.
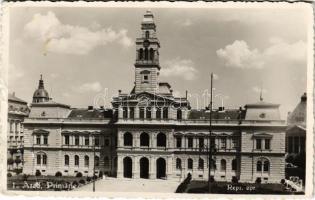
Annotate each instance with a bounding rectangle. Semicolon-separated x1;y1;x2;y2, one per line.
74;177;180;193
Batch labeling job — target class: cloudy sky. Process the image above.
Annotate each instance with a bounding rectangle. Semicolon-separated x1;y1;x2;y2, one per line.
8;5;311;119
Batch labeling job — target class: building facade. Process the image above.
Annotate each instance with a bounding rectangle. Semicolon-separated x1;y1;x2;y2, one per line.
286;93;306;155
7;92;29;169
22;11;286;183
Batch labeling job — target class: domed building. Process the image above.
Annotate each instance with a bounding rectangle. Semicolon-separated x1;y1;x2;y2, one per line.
32;75;50;103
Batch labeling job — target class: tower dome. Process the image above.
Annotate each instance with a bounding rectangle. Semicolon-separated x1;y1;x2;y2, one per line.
33;74;50;103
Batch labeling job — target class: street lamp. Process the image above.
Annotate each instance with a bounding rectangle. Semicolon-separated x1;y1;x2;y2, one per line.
208;73;214;193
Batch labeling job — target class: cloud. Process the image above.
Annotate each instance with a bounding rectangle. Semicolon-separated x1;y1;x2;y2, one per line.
216;38;306;69
216;40;263;69
75;82;102;93
24;11;132;55
160;58;198;80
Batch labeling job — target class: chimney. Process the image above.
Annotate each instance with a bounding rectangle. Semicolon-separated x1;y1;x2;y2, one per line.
186;90;188;99
218;106;225;112
118;90;122;95
88;106;93;110
301;92;307;102
170;89;173;94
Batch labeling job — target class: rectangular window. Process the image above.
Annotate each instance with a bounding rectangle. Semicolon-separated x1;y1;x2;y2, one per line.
221;138;226;149
144;75;148;80
94;136;99;146
20;136;23;142
139;107;145;119
146;107;151;119
256;139;262;150
75;136;79;145
232;138;239;149
199;138;204;149
163;107;168;119
156;108;161;119
129;107;135;119
105;139;110;146
36;135;41;145
64;135;69;145
288;137;293;153
265;139;270;150
9;121;13;133
37;155;41;165
188;137;193;148
176;137;182;148
123;107;128;119
43;135;48;145
85;136;89;146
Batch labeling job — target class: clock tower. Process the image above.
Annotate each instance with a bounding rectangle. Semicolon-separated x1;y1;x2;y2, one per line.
134;10;161;94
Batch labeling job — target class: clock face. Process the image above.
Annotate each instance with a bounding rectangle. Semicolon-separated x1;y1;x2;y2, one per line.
143;40;150;47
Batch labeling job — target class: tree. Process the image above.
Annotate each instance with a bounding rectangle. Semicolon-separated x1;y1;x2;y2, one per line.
7;158;14;170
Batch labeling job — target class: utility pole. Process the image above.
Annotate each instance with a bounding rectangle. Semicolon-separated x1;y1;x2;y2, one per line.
93;136;96;192
208;73;213;193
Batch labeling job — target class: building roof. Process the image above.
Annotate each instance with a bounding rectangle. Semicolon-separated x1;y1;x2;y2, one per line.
8;92;27;104
287;93;306;128
68;108;113;119
188;108;245;120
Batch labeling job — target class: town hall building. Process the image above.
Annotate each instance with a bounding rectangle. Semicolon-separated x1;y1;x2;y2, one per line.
22;11;287;183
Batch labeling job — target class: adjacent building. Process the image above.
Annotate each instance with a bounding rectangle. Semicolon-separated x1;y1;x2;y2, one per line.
22;11;287;183
286;93;306;155
7;92;29;169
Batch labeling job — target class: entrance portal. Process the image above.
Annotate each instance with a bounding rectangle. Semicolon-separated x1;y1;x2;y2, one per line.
156;157;166;179
123;157;132;178
140;157;149;179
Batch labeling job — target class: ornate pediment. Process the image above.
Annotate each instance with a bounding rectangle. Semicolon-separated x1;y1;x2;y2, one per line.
33;129;49;135
252;133;273;138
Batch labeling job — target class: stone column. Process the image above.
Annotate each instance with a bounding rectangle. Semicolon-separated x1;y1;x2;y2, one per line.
117;155;123;178
149;156;156;179
135;106;139;119
118;106;123;119
167;156;173;179
151;133;156;149
133;156;140;179
152;107;156;119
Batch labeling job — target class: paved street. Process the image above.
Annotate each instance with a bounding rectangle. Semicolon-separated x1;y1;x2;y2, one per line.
74;177;180;193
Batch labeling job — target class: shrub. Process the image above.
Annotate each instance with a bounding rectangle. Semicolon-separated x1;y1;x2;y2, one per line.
7;172;12;178
86;177;91;182
35;170;41;177
232;176;238;184
22;174;29;181
280;179;285;184
255;177;261;184
76;172;83;178
55;171;62;177
99;171;103;178
72;181;78;188
79;179;86;185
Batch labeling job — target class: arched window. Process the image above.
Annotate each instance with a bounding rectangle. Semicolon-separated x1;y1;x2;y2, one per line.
156;107;162;119
139;48;143;60
104;156;110;167
84;155;89;167
263;160;270;172
144;48;149;60
177;109;182;120
232;159;237;171
149;48;154;60
146;107;151;119
198;158;204;170
124;132;133;146
64;155;69;166
95;156;100;167
145;31;150;39
75;155;79;166
176;158;182;169
140;132;150;147
220;159;226;171
257;161;262;172
163;107;168;119
157;132;166;147
188;158;193;170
